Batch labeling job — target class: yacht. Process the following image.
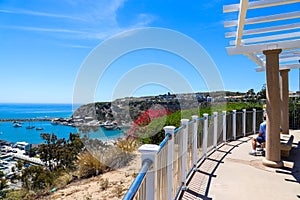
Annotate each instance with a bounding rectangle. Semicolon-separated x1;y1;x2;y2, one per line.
13;123;22;128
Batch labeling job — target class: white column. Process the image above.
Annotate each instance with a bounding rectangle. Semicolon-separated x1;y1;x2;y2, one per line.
164;126;175;200
280;69;290;134
252;108;256;134
138;144;160;200
192;115;198;167
203;113;208;158
242;109;246;136
232;110;236;140
222;111;227;142
213;112;218;148
263;49;283;168
181;119;189;187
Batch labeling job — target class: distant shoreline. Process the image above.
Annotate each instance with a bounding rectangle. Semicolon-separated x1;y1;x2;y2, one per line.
0;118;53;122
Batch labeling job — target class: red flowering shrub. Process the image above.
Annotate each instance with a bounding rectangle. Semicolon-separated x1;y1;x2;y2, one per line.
127;109;171;137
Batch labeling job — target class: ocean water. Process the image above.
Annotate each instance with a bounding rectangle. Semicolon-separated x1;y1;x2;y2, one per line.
0;103;124;144
0;103;76;119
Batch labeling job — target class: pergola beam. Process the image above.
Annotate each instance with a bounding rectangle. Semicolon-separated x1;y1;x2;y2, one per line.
224;0;300;13
255;63;300;72
227;39;300;55
226;22;300;38
235;0;248;47
229;32;300;45
247;53;265;66
279;55;300;62
224;11;300;28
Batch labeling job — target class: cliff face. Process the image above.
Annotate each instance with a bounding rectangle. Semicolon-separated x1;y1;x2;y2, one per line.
72;100;181;124
72;93;209;124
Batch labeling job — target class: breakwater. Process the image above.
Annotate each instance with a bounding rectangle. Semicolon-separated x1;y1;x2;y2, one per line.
0;118;54;122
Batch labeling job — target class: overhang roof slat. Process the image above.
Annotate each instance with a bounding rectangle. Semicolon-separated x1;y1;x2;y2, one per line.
224;0;300;71
223;0;300;13
279;56;300;62
256;64;300;72
229;31;300;45
226;22;300;38
226;39;300;55
224;11;300;28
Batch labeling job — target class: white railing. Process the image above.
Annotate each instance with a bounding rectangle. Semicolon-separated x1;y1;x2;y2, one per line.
123;109;264;200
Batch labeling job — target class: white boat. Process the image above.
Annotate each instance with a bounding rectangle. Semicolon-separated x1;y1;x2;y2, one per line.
51;120;59;125
103;124;121;130
13;123;22;128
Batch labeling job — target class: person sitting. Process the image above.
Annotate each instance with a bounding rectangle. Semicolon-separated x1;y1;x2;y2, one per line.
249;115;266;156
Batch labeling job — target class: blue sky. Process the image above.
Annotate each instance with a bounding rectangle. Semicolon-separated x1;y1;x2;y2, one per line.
0;0;299;103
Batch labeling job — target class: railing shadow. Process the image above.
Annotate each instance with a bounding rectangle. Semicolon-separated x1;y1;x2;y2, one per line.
179;137;251;200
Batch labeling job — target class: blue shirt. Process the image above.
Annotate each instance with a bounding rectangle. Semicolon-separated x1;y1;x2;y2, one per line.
259;121;266;140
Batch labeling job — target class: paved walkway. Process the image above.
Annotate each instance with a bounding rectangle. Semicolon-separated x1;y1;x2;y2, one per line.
179;130;300;200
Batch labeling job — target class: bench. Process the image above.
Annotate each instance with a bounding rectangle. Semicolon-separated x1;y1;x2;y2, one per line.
280;134;294;157
255;134;294;157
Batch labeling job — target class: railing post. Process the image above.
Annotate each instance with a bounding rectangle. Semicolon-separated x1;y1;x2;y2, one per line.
222;111;227;142
252;108;256;133
138;144;160;200
164;126;175;200
181;119;189;189
203;113;208;158
213;112;218;148
232;110;236;140
242;109;246;137
192;115;198;167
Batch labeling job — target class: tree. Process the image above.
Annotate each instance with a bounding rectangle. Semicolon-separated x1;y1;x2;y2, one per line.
257;84;266;99
28;147;38;157
21;166;53;192
38;132;83;171
0;171;8;198
38;133;59;171
246;88;255;96
17;160;23;170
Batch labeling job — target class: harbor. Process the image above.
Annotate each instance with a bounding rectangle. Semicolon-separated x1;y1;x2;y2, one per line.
0;140;44;190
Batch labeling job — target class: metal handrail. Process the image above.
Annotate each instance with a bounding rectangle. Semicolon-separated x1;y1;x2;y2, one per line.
158;133;171;152
174;125;184;134
188;119;196;125
123;108;264;200
123;159;153;200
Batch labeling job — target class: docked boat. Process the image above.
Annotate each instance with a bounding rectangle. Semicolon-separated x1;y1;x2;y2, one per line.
26;126;35;129
103;124;121;130
13;123;22;128
51;120;59;125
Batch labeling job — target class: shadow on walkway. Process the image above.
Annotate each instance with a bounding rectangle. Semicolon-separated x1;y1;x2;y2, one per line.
179;137;251;200
277;141;300;185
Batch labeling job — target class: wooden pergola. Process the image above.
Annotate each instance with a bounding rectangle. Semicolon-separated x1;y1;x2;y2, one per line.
223;0;300;167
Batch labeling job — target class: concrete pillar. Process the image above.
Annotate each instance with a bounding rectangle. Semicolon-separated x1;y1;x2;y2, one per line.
280;69;290;134
262;49;283;168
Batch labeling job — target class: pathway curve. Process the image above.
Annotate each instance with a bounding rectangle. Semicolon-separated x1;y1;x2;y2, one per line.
179;130;300;200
